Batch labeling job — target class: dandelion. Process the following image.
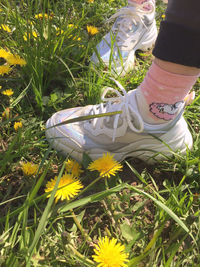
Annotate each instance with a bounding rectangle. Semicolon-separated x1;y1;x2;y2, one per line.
1;89;14;96
35;13;54;20
0;48;10;59
92;236;129;267
88;0;94;3
21;162;39;176
68;24;77;28
23;31;38;41
73;36;81;41
87;25;99;35
69;34;81;41
14;121;22;131
45;173;84;203
88;153;123;178
0;65;12;76
0;24;11;33
56;27;64;36
35;13;46;19
6;54;26;66
65;159;83;178
2;108;10;119
162;14;166;19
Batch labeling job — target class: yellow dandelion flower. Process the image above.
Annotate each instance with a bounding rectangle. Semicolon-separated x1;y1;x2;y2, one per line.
21;161;39;176
0;24;11;33
0;8;3;12
45;173;84;203
2;107;10;119
0;65;12;76
162;14;166;19
6;54;26;66
92;236;129;267
35;13;45;19
14;121;22;131
35;13;53;20
88;0;94;3
1;89;14;96
68;24;76;28
87;25;99;35
49;12;54;18
23;35;28;42
23;31;38;41
65;159;83;178
0;48;10;59
56;27;64;36
73;36;81;41
69;34;81;41
88;153;123;178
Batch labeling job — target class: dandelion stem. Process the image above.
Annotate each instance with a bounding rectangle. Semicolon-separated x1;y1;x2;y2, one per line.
102;199;116;227
78;175;102;196
105;177;109;190
71;209;92;243
68;244;94;265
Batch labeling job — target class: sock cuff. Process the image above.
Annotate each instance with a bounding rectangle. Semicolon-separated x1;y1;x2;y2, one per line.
128;0;155;6
128;0;154;4
138;61;198;123
128;0;144;4
147;61;199;89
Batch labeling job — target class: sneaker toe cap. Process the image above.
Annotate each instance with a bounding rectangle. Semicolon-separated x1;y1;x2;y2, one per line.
45;108;99;158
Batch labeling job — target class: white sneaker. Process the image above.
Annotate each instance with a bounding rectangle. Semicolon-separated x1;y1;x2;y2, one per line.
45;80;193;163
91;1;157;76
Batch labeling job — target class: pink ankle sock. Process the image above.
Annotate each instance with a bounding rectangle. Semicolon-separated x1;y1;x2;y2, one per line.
128;0;154;10
136;61;199;124
129;0;147;4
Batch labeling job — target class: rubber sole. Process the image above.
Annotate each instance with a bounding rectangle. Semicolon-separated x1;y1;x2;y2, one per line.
46;114;193;164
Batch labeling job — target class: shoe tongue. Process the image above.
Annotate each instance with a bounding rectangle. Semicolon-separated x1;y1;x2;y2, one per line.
104;90;142;131
102;101;123;129
104;115;123;130
128;90;137;106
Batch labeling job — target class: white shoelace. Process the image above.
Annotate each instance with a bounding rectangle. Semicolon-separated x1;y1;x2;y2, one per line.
107;3;154;49
87;79;144;142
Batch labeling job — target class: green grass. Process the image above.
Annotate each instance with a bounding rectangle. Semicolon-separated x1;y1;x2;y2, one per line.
0;0;200;266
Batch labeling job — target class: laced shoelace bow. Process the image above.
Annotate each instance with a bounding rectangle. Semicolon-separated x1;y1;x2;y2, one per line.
87;79;144;142
107;2;154;48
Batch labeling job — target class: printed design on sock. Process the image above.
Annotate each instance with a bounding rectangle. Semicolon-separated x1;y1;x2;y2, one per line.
149;101;184;121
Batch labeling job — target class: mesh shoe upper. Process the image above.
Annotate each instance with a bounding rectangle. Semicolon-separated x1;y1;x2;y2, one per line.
91;1;157;74
46;79;192;162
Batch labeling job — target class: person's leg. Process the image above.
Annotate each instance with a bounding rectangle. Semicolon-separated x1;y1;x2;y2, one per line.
136;60;199;124
45;0;200;163
153;0;200;67
154;60;200;76
136;0;200;124
91;0;157;76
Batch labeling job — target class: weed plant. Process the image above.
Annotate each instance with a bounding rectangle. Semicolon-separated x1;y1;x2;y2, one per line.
0;0;199;266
